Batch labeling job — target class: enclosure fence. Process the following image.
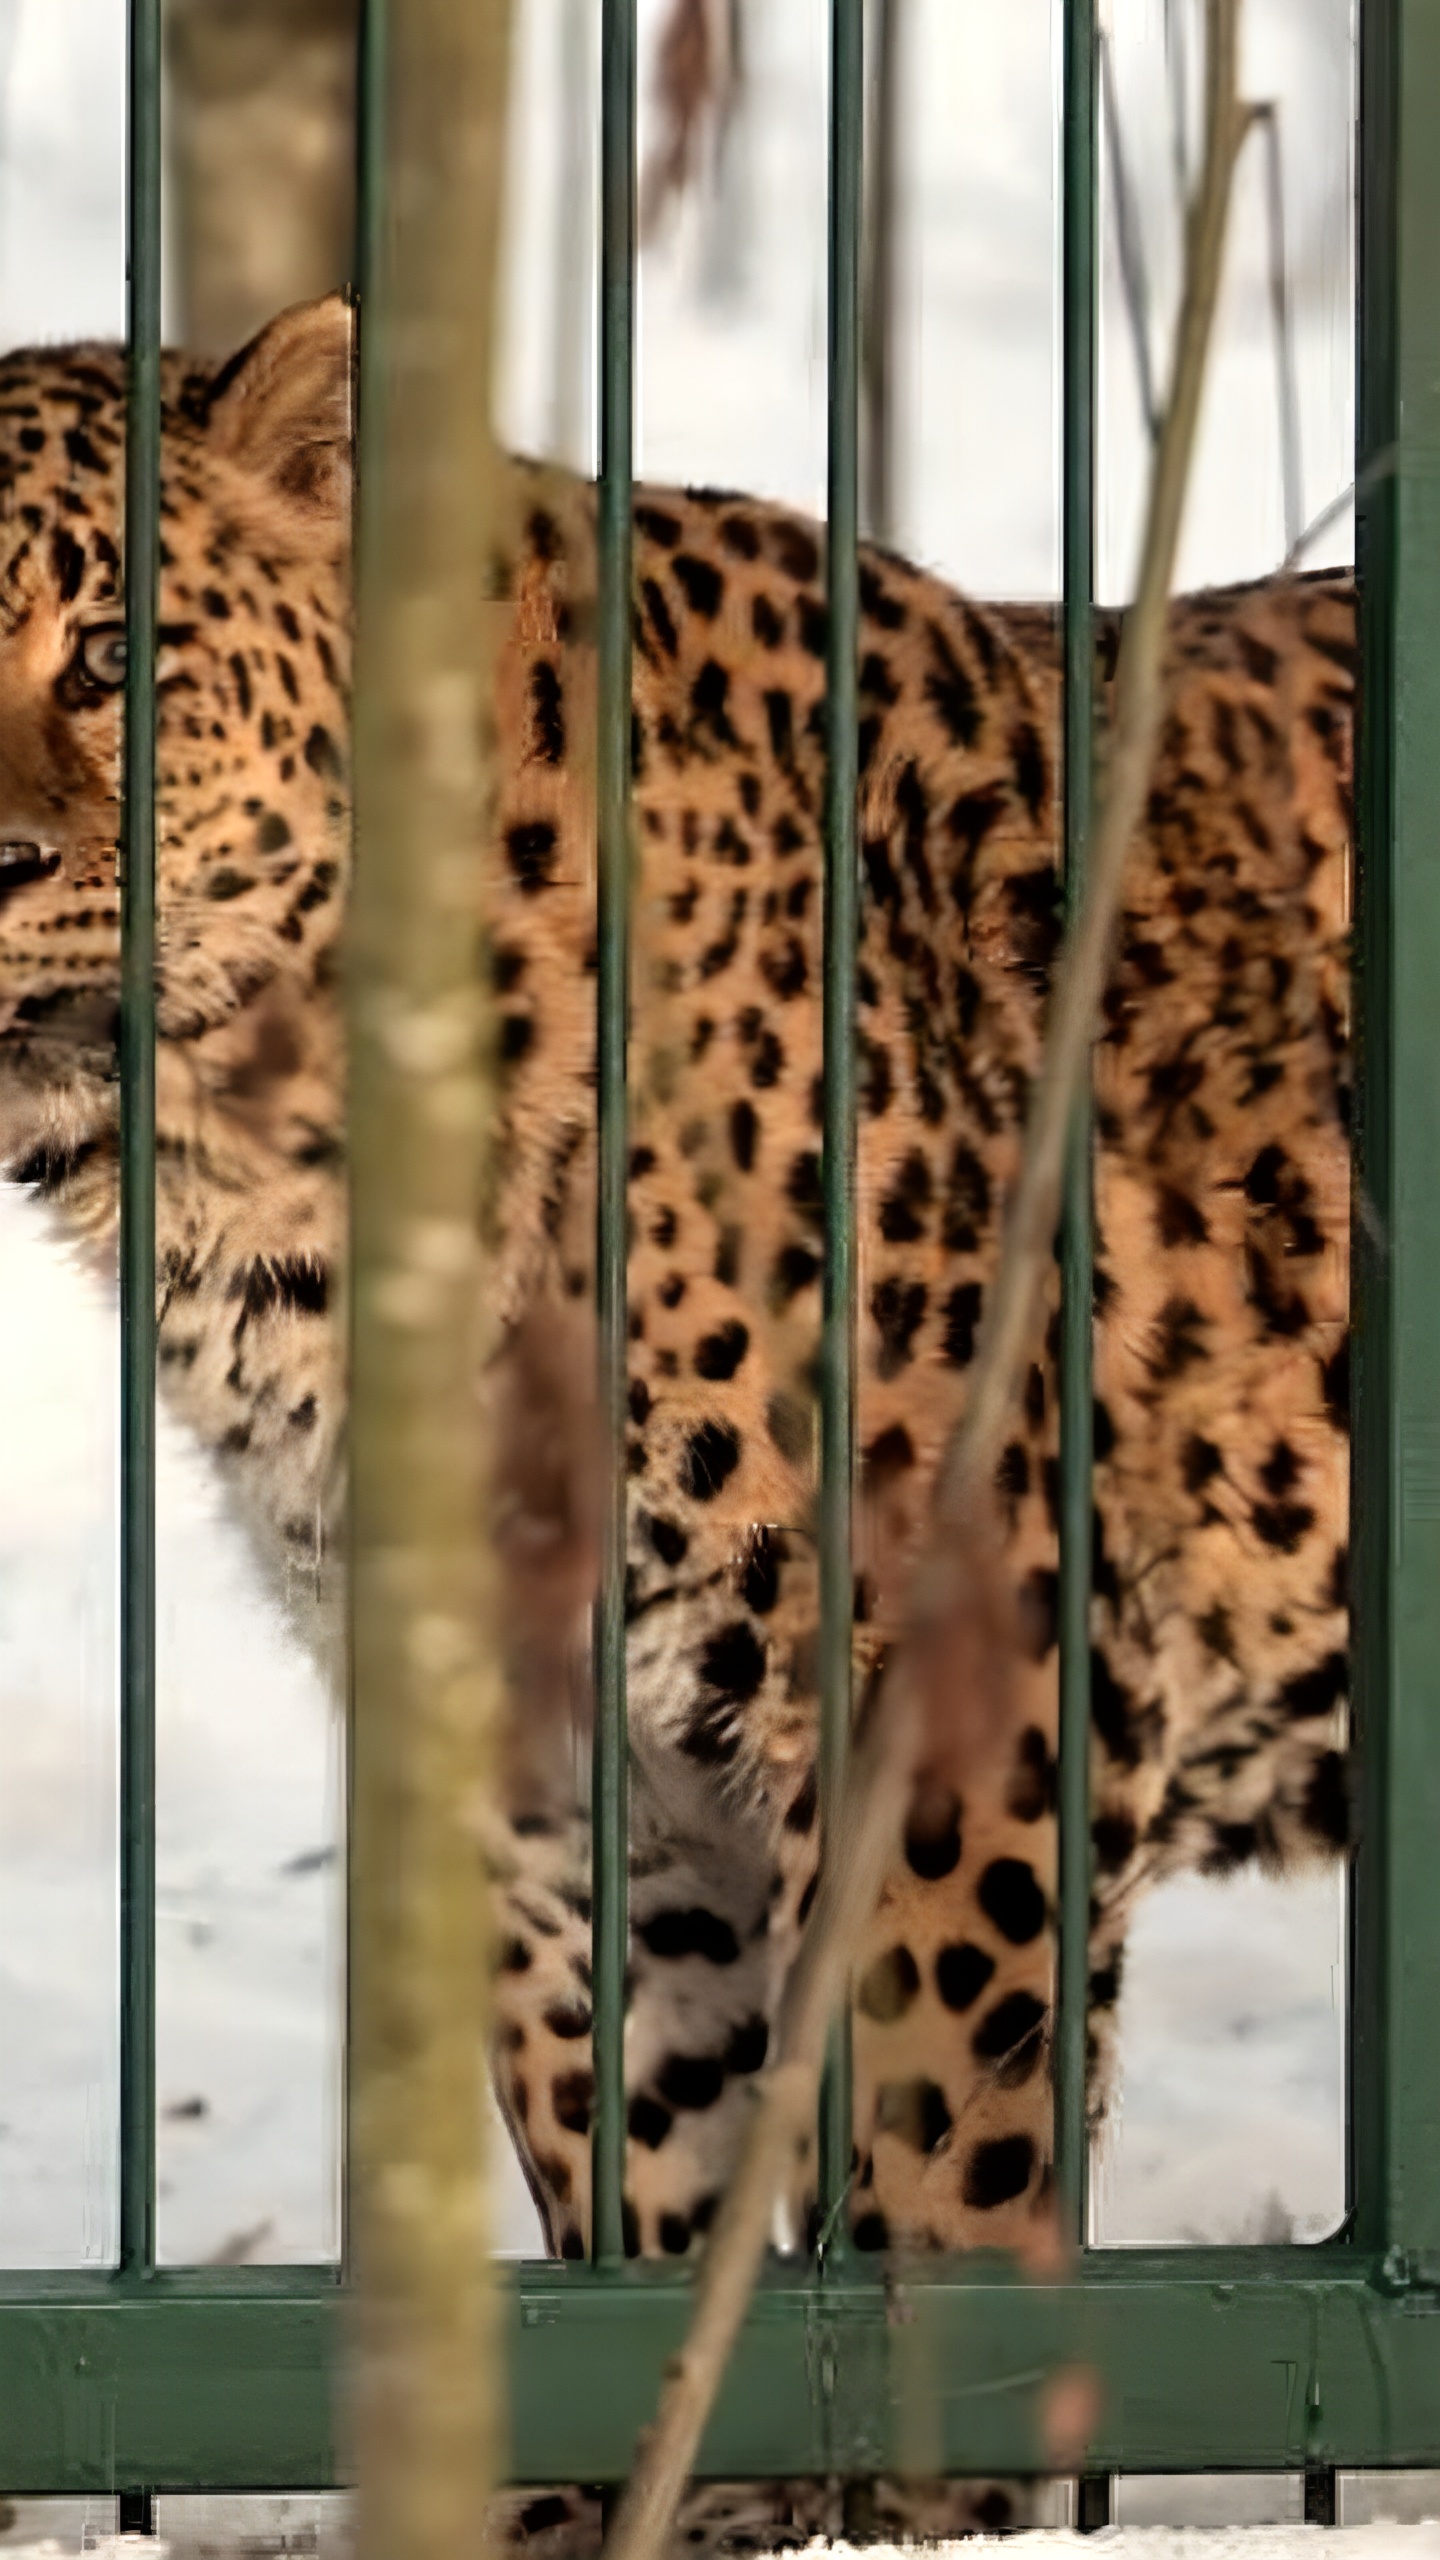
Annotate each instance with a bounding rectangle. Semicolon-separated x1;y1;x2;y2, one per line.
4;0;1440;2518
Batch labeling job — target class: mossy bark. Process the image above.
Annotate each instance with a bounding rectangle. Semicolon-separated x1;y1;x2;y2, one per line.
347;7;517;2557
165;0;359;352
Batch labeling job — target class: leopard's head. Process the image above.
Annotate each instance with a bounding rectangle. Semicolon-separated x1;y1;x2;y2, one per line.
0;293;353;1168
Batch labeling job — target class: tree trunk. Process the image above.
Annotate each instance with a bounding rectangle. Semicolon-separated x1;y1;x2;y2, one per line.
165;0;359;352
347;5;517;2557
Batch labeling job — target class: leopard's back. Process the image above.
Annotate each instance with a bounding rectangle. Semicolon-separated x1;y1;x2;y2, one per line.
482;477;1352;2252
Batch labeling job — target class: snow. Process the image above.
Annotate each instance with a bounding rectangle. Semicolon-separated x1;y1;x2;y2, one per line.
0;1181;344;2267
11;2510;1440;2555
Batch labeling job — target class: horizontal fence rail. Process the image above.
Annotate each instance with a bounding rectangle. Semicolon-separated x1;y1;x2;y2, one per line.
6;2251;1440;2493
4;0;1440;2507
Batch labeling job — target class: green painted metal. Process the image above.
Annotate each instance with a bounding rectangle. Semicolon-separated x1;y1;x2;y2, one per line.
1352;0;1440;2278
9;2252;1440;2492
1349;0;1396;2274
590;0;637;2270
498;2252;1440;2482
118;0;163;2287
0;2273;341;2497
816;0;865;2246
345;0;385;2305
1054;0;1097;2249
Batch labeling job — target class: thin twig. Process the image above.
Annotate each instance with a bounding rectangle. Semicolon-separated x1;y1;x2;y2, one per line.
932;0;1248;1530
1100;25;1161;447
600;6;1249;2554
604;1685;922;2560
1282;443;1394;574
638;0;743;245
1164;0;1191;209
1253;100;1303;559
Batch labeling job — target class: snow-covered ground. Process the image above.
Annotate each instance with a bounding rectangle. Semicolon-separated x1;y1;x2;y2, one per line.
0;0;1352;2280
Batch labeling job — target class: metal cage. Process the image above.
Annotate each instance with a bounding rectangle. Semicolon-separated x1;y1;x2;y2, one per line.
4;0;1440;2517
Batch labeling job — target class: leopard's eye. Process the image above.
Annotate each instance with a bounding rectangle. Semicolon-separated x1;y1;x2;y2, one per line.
76;623;127;690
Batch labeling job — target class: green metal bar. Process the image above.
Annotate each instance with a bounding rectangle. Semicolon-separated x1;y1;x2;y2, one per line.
1054;0;1097;2250
817;0;864;2242
1352;0;1440;2276
590;0;636;2270
344;0;385;2299
0;2270;341;2496
119;0;163;2285
10;2252;1440;2491
1349;0;1397;2269
508;2250;1440;2477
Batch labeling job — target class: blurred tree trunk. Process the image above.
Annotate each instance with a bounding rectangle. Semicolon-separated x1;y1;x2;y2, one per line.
549;0;595;466
862;0;903;545
347;4;518;2558
166;0;359;352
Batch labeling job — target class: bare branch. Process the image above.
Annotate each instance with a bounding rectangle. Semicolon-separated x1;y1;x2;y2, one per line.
933;0;1248;1527
600;7;1249;2554
638;0;743;246
1283;443;1394;573
1252;101;1304;559
1100;26;1161;446
1164;0;1192;208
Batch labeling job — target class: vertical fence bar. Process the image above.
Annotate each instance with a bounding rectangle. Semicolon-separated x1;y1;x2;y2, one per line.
1053;0;1097;2250
1349;0;1396;2267
590;0;637;2269
816;0;864;2241
119;0;163;2292
1352;0;1440;2278
344;0;385;2299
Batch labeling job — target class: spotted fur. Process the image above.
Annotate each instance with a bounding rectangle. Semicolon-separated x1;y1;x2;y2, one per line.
481;455;1350;2266
0;297;1349;2509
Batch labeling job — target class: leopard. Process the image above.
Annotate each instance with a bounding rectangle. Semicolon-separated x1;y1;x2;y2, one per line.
0;290;1351;2540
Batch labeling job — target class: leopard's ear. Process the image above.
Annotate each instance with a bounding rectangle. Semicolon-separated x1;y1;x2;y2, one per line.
206;293;354;534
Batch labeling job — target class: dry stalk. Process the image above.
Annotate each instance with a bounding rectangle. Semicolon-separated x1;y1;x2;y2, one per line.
601;7;1249;2554
639;0;743;243
934;9;1250;1528
346;6;517;2560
